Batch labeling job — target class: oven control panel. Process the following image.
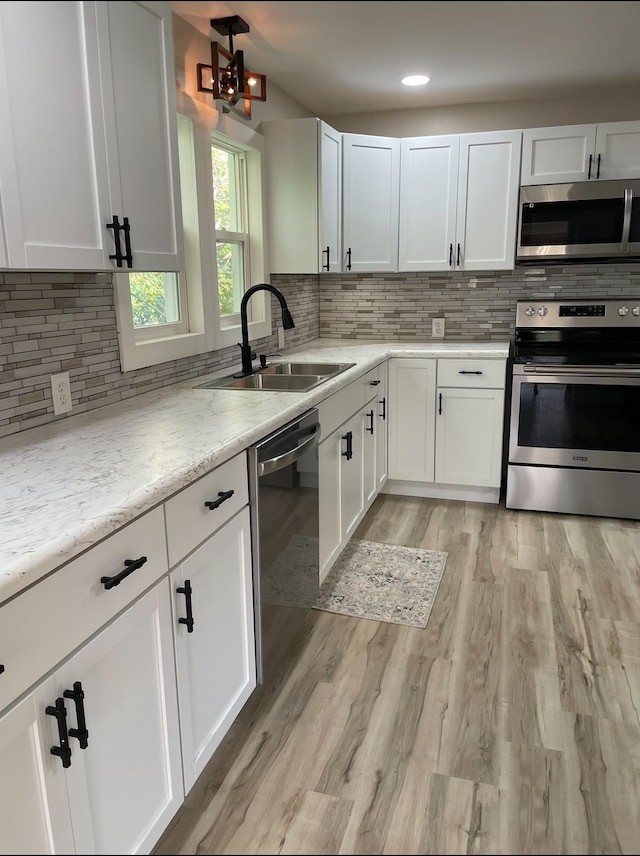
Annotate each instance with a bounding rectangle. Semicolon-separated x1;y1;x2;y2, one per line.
516;300;640;328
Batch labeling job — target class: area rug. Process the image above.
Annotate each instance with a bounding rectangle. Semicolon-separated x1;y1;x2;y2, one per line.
315;539;448;628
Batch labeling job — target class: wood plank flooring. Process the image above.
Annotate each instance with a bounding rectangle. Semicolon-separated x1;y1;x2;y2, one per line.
154;495;640;854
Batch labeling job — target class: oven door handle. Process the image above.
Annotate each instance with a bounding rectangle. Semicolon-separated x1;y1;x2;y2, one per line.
522;364;640;377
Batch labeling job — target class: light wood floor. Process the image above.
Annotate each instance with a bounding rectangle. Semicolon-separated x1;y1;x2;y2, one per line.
154;494;640;855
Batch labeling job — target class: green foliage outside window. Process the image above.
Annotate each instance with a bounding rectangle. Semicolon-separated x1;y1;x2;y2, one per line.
129;272;171;327
212;145;239;316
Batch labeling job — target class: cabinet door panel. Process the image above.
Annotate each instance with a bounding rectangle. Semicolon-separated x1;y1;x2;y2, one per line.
521;124;595;185
340;413;365;541
595;121;640;180
0;686;74;855
399;136;459;271
363;406;377;510
388;359;436;482
456;131;521;270
172;508;256;793
319;122;342;272
0;1;109;269
97;0;183;271
343;135;400;272
375;361;389;492
63;580;183;856
435;388;505;487
319;435;342;581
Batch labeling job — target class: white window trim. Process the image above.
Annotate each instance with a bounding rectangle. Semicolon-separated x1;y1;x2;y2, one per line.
114;95;269;372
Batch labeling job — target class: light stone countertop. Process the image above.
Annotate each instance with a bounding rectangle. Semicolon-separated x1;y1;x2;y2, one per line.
0;339;509;604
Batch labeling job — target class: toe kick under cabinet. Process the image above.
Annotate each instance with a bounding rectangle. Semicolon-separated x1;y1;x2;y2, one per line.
387;356;506;502
0;450;255;855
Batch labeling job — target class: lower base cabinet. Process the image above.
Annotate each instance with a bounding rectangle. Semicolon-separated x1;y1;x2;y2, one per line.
0;580;183;855
171;507;256;793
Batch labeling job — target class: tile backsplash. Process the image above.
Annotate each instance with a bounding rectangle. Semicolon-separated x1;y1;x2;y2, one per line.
2;263;640;437
0;272;319;438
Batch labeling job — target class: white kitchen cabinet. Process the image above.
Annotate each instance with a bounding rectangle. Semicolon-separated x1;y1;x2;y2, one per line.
0;580;183;856
171;507;256;794
375;360;389;493
342;134;400;272
521;121;640;184
388;358;437;482
398;130;521;272
363;404;377;510
435;387;505;487
340;409;365;540
0;1;183;272
263;117;342;273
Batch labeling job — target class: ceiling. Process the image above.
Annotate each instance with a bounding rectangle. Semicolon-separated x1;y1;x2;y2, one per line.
170;1;640;117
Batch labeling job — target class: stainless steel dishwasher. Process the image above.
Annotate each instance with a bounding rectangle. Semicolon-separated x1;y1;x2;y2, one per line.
248;408;320;684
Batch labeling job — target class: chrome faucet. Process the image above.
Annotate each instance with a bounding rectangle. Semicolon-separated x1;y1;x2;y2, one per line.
236;283;295;375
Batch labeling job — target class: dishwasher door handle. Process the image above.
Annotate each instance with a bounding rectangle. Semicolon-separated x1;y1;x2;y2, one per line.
258;424;320;476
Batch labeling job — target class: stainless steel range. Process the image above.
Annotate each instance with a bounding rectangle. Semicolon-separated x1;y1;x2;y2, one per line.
506;298;640;520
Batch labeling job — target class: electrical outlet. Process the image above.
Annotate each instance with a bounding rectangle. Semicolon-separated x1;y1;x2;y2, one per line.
51;371;72;416
432;317;445;338
277;327;285;349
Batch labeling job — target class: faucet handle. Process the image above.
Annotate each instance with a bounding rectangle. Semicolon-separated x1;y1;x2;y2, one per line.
259;353;281;369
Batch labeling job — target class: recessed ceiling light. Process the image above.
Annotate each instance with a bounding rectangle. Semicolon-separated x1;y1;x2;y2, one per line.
401;74;430;87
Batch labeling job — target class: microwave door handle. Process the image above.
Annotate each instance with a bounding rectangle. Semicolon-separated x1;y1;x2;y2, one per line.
622;187;632;249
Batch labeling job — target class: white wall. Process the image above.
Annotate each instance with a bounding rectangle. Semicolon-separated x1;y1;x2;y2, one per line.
323;85;640;137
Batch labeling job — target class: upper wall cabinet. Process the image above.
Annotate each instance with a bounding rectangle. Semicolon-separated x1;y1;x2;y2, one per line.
0;1;183;272
521;121;640;185
263;117;342;274
342;134;400;273
399;130;522;272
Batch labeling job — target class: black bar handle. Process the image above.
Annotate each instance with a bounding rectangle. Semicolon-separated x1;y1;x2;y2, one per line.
204;489;234;511
177;579;194;633
64;681;89;749
456;243;461;267
588;153;593;179
439;392;443;415
322;246;330;271
379;396;386;420
342;430;353;460
458;370;483;375
101;555;147;591
106;215;124;267
0;664;4;675
370;379;381;386
346;247;352;271
449;243;453;266
46;697;72;769
596;153;601;179
122;216;133;268
367;410;374;434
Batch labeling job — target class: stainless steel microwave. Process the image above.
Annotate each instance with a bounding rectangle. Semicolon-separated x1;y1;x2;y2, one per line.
516;178;640;263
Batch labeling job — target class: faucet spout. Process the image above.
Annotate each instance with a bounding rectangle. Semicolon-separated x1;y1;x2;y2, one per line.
237;284;295;375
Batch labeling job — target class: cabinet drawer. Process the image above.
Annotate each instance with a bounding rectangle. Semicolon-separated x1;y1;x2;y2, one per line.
164;453;249;567
0;506;168;713
437;358;506;388
363;365;384;402
318;378;366;439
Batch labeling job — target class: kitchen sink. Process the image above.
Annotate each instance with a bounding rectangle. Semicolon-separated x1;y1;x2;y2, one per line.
196;361;356;392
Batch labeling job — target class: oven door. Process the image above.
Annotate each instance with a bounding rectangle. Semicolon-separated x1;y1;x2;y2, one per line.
509;367;640;471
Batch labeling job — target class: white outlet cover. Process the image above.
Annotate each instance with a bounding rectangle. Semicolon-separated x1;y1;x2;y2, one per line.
51;371;72;416
432;318;445;338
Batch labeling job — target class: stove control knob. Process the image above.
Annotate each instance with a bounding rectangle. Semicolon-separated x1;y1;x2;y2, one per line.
619;306;629;316
538;306;548;317
524;305;535;317
633;306;640;317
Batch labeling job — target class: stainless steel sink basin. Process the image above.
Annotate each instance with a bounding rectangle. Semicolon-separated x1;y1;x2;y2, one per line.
196;361;356;392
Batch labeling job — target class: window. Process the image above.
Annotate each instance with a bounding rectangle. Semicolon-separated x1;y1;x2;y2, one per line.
114;106;268;371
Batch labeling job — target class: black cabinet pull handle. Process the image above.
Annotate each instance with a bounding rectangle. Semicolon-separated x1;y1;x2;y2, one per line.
438;392;443;415
0;664;4;675
64;681;89;750
596;153;601;179
456;243;461;267
370;379;381;386
588;153;593;179
449;243;453;266
106;215;125;267
342;431;353;460
177;579;194;633
346;247;352;270
458;370;483;375
101;555;147;590
122;216;133;268
204;489;234;510
322;246;330;271
379;397;386;420
46;697;72;769
367;410;374;434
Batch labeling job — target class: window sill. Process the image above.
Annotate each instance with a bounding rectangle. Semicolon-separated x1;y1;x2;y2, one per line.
217;317;272;350
118;330;212;373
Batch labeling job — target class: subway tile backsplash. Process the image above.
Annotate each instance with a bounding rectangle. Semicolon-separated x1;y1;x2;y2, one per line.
2;264;640;437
